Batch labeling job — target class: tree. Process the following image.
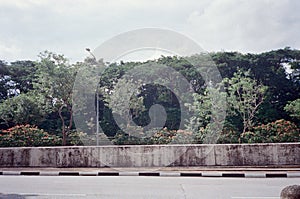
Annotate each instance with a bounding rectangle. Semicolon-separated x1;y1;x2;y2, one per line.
0;60;37;101
0;92;45;128
211;48;300;123
250;48;300;122
105;78;145;137
284;99;300;120
2;48;299;145
0;61;45;130
0;61;11;102
34;51;76;145
224;70;268;135
8;60;37;94
185;84;227;144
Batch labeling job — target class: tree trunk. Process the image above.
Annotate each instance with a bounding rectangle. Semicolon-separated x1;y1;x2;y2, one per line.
59;105;67;146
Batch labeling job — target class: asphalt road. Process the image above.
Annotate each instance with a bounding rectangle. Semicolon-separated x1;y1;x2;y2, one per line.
0;176;299;199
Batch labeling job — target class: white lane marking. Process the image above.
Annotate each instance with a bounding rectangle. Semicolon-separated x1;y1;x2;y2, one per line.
232;197;279;199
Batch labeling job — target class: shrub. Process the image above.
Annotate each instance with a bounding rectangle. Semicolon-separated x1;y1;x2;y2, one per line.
150;128;177;144
171;129;195;144
0;124;62;147
67;131;110;146
217;125;240;144
112;128;196;145
112;132;152;145
241;119;300;143
66;131;86;146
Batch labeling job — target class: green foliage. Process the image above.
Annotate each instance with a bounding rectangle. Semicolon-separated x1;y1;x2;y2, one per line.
0;92;45;127
224;69;268;134
185;86;226;133
105;78;145;130
112;128;195;145
34;51;77;145
71;58;108;138
284;99;300;120
8;61;37;94
241;119;300;143
34;51;76;112
112;132;152;145
217;124;240;144
186;69;268;144
66;131;95;146
213;48;300;122
1;48;300;145
150;128;178;144
0;61;10;102
0;60;37;101
0;124;62;147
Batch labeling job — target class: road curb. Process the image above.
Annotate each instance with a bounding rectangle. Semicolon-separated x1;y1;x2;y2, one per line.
1;170;299;178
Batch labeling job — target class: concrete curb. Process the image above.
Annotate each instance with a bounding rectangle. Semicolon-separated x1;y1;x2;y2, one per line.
1;170;299;178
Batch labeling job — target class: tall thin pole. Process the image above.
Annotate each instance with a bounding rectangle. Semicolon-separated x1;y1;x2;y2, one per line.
96;93;99;146
86;48;99;146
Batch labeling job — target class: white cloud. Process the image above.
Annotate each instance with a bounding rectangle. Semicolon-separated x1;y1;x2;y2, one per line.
0;43;20;56
184;0;300;52
0;39;22;62
0;0;299;62
0;0;46;9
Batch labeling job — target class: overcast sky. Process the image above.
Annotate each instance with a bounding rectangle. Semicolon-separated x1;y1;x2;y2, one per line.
0;0;299;63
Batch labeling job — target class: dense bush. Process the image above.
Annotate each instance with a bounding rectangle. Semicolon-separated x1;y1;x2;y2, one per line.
112;119;300;145
66;131;101;146
241;119;300;143
112;132;152;145
150;128;177;144
112;128;195;145
1;121;297;147
66;131;86;146
217;125;240;144
0;124;62;147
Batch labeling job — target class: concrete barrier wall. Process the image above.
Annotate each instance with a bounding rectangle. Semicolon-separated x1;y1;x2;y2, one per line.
0;143;299;167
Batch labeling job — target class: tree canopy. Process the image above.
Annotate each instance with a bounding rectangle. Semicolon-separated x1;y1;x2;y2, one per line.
0;48;299;145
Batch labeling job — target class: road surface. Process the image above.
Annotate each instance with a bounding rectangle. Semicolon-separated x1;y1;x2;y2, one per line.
0;176;299;198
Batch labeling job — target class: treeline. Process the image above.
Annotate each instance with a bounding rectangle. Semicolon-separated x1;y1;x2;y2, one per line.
0;48;299;146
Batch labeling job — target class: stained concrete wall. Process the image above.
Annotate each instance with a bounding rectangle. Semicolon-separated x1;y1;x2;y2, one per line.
0;143;299;167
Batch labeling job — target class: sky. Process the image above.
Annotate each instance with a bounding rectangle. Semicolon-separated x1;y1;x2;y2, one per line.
0;0;300;63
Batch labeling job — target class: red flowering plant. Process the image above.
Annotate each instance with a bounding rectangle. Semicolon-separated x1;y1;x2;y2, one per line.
150;128;196;144
150;128;177;144
240;119;300;143
0;124;62;147
217;125;240;144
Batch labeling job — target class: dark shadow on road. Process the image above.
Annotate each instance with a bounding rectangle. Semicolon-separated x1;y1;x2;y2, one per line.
0;193;37;199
